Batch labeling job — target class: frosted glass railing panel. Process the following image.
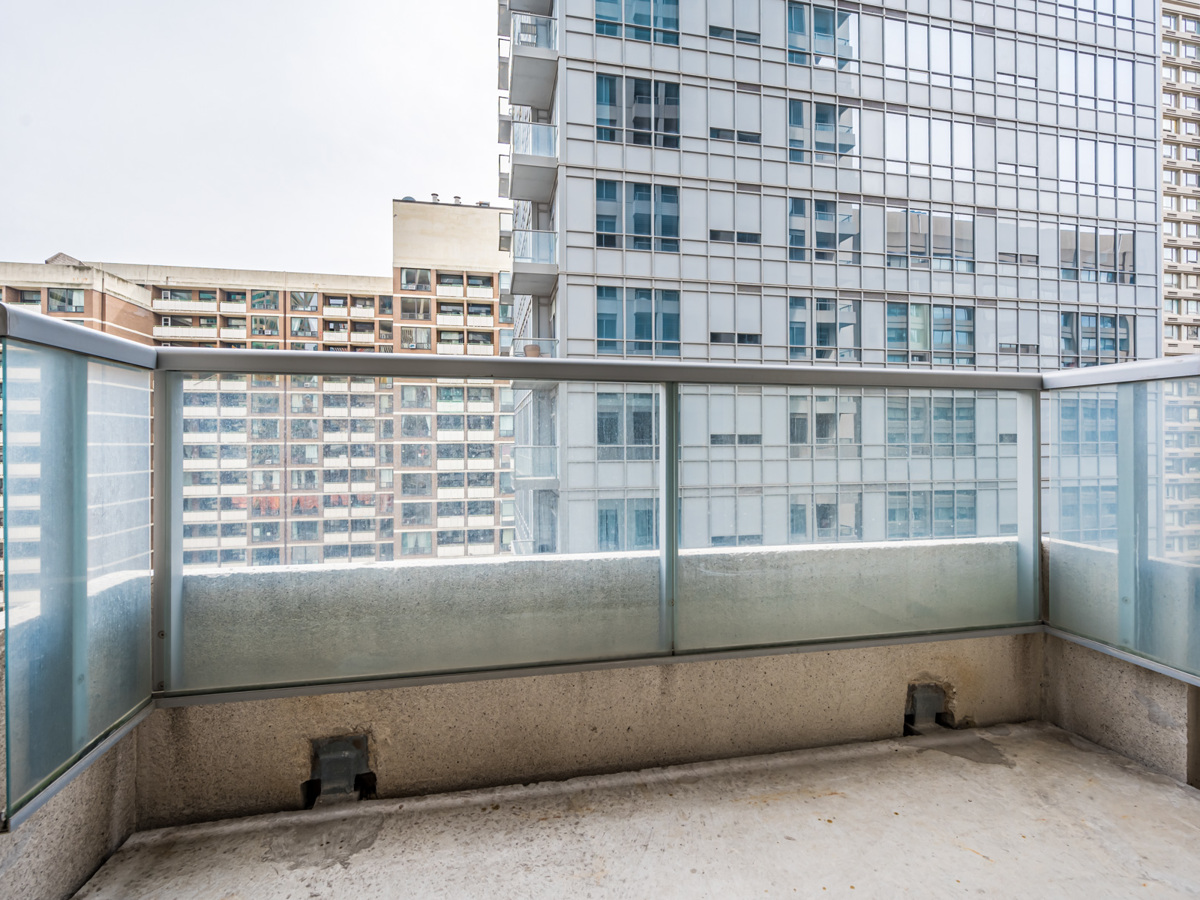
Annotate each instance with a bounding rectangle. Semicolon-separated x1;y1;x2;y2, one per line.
512;122;557;157
675;385;1035;651
3;339;152;817
511;13;557;50
1045;379;1200;677
512;230;557;265
168;376;663;691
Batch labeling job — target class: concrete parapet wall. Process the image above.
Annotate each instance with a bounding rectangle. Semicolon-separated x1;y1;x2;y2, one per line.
1042;635;1191;782
136;633;1043;829
0;643;141;900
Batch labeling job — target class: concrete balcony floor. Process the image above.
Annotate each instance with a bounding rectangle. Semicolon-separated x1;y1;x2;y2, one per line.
75;723;1200;899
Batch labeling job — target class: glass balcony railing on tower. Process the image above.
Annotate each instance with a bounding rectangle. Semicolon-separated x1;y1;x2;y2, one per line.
510;337;556;358
510;230;557;295
508;123;557;203
512;230;556;266
512;122;556;158
513;445;558;480
508;14;557;110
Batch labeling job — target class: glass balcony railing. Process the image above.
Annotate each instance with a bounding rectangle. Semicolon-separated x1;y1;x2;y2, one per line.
510;337;556;357
511;13;557;52
4;304;1200;824
512;230;557;265
513;445;557;478
511;122;556;158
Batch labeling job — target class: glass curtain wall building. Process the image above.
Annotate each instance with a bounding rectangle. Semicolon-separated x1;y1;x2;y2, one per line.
500;0;1161;553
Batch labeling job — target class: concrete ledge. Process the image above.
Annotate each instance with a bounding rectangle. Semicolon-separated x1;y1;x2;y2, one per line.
0;728;140;900
1042;634;1190;782
135;633;1042;829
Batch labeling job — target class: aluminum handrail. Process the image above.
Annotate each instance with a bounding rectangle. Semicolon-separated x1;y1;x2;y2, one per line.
1;302;1194;392
0;302;156;369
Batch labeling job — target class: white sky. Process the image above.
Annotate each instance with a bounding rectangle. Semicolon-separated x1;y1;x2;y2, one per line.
0;0;500;276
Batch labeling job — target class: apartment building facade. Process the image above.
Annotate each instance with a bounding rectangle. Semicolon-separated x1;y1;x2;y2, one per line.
1163;0;1200;355
0;200;518;568
499;0;1162;553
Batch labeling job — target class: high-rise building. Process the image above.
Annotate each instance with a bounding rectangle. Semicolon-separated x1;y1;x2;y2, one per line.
0;200;517;567
1162;0;1200;355
498;0;1162;553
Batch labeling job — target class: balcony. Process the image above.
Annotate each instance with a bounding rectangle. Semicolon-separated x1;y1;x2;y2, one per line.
499;213;513;253
6;305;1200;896
323;305;349;318
511;229;557;294
349;332;374;344
510;336;556;357
153;325;218;340
323;330;349;343
508;122;557;203
349;306;374;320
512;444;557;483
508;13;557;110
152;298;218;315
508;0;551;14
219;327;247;340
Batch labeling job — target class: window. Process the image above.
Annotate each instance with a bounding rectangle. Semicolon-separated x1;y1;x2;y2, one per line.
401;268;431;291
47;287;84;312
809;200;860;263
597;391;658;460
788;199;808;260
595;180;679;251
289;291;318;311
250;316;279;336
886;208;974;272
787;2;859;70
596;75;680;147
595;0;678;45
597;287;679;356
789;297;859;361
789;101;858;163
399;326;431;350
709;26;760;44
250;290;279;310
596;499;658;551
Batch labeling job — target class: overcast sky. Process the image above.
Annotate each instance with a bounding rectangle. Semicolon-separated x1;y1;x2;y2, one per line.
0;0;500;275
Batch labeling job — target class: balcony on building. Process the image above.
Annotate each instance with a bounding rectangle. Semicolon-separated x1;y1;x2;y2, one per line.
7;306;1200;896
499;213;514;252
510;229;557;294
507;122;557;204
507;0;551;14
510;336;557;358
507;13;557;109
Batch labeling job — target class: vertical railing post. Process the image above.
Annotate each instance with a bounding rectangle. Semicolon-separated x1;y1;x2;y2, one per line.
151;370;183;693
1115;382;1149;649
659;382;678;654
69;354;89;751
1017;389;1041;623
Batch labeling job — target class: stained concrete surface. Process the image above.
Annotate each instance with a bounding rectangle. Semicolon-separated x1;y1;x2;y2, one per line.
135;635;1041;828
77;723;1200;899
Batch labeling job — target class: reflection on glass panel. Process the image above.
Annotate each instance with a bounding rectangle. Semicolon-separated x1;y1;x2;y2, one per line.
3;341;152;816
170;376;665;691
1044;380;1200;676
675;385;1029;651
